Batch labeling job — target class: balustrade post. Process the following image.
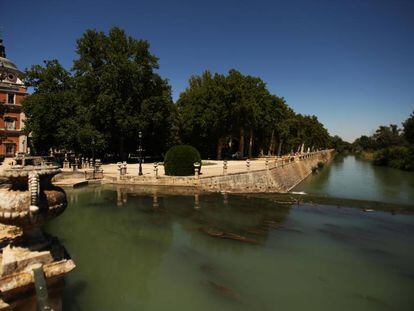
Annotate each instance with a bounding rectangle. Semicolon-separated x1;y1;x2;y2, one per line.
223;160;228;175
194;162;201;179
122;161;128;175
153;162;159;179
117;162;123;178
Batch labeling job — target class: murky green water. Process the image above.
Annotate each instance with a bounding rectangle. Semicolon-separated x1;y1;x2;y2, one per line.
294;155;414;205
46;155;414;310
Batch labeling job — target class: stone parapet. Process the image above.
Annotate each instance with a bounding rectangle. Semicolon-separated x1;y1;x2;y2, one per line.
105;150;334;193
200;150;333;192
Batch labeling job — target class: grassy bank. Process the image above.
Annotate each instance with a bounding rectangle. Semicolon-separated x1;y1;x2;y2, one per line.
358;151;374;161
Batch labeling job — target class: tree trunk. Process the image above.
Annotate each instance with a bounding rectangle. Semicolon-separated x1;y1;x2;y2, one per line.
217;137;224;160
119;138;125;161
277;138;283;156
248;128;253;158
268;129;274;155
239;128;244;158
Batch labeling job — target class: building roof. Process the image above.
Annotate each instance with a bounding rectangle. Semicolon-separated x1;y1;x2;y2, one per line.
0;57;19;72
0;39;23;78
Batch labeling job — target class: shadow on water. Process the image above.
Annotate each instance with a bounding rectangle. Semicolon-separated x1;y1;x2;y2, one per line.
46;185;294;310
45;183;414;311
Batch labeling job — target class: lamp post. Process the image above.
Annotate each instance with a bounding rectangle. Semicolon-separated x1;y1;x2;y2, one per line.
91;137;95;163
137;131;143;176
91;137;96;179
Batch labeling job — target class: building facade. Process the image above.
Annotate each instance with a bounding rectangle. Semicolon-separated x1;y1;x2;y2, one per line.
0;38;27;157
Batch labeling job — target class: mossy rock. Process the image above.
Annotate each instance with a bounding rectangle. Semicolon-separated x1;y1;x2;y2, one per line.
164;145;201;176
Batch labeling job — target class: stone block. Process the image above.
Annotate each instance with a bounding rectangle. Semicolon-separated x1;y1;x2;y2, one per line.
1;246;53;276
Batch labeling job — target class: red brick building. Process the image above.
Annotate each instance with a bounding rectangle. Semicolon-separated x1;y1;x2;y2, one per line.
0;38;28;157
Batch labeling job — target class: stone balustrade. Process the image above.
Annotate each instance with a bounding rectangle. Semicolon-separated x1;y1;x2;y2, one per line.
108;149;334;193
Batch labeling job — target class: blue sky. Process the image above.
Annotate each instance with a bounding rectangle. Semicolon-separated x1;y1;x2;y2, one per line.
1;0;413;141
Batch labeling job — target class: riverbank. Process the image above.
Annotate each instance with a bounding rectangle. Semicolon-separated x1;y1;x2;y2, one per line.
98;150;334;193
355;151;374;161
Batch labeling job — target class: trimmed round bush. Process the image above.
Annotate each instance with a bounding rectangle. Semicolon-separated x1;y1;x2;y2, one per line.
164;145;202;176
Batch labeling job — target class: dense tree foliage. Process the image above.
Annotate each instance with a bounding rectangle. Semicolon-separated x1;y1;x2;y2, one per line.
353;111;414;171
330;135;351;153
23;27;179;159
177;70;331;159
22;27;336;161
22;60;79;155
403;111;414;145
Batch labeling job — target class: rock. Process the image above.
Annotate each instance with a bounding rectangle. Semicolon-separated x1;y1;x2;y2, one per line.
205;280;240;301
201;227;259;244
1;245;53;276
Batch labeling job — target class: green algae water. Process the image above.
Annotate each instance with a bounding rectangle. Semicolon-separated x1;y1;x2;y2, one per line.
294;155;414;205
45;155;414;311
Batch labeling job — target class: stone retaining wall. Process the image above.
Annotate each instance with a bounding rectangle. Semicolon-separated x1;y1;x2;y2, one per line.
107;150;334;193
200;150;333;192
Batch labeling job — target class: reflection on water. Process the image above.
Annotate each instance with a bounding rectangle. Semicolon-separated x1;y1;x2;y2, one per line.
294;155;414;205
46;185;414;311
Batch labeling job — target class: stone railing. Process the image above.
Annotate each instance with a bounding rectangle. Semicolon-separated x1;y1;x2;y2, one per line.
109;149;334;193
198;149;334;193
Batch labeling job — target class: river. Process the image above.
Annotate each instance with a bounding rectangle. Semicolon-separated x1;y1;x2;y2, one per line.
294;154;414;205
46;155;414;310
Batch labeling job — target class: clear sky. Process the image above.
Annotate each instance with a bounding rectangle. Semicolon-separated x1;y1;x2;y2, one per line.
1;0;413;141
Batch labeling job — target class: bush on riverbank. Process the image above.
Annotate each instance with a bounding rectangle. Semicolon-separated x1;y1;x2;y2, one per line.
353;111;414;171
357;151;374;161
164;145;201;176
373;146;414;171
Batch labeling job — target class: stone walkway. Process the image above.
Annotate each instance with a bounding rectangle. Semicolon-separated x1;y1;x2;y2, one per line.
101;158;271;179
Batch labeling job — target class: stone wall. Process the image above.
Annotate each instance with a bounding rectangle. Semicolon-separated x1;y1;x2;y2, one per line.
199;150;334;193
106;150;334;193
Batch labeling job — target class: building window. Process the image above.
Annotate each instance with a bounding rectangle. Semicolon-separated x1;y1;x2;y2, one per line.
5;144;15;156
7;93;15;104
4;117;16;130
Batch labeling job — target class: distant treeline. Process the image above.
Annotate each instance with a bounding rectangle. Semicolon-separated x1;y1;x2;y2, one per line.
352;111;414;171
22;27;337;161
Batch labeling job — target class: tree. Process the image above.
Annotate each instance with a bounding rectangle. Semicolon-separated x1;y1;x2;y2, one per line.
403;111;414;145
23;27;178;159
372;125;404;149
177;71;231;159
353;135;376;151
22;60;77;154
73;27;177;159
330;135;351;153
177;69;292;159
352;112;414;171
177;69;332;159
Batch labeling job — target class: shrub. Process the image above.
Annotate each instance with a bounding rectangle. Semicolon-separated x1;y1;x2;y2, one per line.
164;145;202;176
373;146;414;171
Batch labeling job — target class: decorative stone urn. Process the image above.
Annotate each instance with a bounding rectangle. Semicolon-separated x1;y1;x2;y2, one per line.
0;164;66;230
0;160;75;310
